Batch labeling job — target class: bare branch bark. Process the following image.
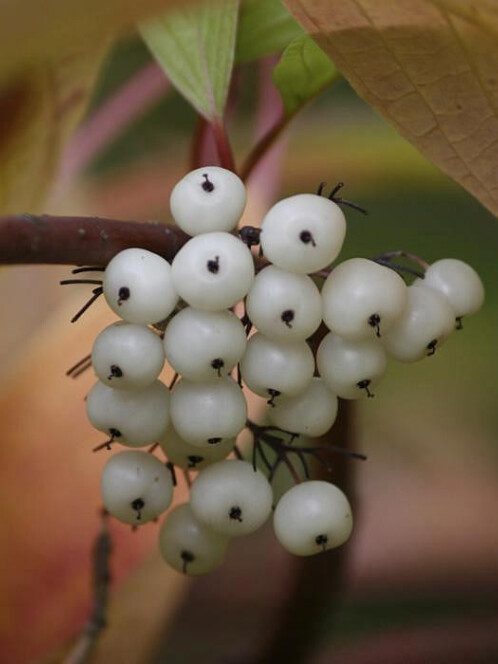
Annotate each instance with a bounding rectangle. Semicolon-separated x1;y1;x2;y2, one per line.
0;214;189;266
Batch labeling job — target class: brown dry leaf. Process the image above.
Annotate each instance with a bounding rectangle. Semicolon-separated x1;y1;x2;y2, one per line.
284;0;498;218
0;46;108;213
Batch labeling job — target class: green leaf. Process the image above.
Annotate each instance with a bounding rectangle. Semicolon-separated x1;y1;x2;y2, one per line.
273;34;340;116
236;0;303;64
140;0;239;121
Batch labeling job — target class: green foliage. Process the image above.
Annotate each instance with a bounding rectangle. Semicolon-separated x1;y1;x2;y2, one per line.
235;0;303;64
140;0;239;121
273;34;340;115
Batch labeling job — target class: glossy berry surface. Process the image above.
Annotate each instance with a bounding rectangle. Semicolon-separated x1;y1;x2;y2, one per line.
273;481;353;556
170;166;246;236
103;248;178;324
260;194;346;274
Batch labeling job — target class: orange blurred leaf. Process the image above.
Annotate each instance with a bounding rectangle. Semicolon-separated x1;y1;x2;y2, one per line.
284;0;498;218
0;47;108;213
0;0;185;81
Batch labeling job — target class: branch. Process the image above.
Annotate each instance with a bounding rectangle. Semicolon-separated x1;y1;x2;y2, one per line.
0;214;189;266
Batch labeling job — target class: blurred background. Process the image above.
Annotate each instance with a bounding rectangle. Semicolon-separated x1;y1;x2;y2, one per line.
1;34;498;664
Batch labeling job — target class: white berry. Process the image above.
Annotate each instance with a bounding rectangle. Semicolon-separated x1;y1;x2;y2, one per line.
163;307;246;381
267;377;338;437
103;248;178;324
170;377;247;446
322;258;407;340
317;332;387;399
273;481;353;556
171;232;254;310
91;322;165;389
101;450;173;525
86;379;170;446
190;460;273;537
246;265;322;341
260;194;346;274
239;333;315;401
159;503;229;575
416;258;484;319
382;284;456;362
170;167;246;236
159;426;235;471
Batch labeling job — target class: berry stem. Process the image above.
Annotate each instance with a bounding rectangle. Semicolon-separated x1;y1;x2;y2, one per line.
373;250;430;271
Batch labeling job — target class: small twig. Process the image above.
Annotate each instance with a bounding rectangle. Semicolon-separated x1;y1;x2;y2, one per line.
373;257;425;280
282;455;302;484
233;444;244;460
63;510;112;664
70;287;104;324
373;250;430;271
66;353;92;378
167;461;177;487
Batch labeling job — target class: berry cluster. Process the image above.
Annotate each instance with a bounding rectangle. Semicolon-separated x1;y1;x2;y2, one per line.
63;166;484;576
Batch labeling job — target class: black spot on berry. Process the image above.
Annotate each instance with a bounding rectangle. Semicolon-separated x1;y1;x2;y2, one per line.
109;428;121;438
211;358;225;376
118;286;130;305
368;313;381;337
267;389;281;407
357;379;374;398
201;173;215;192
181;550;195;574
207;256;220;274
108;364;123;380
281;310;294;328
187;455;204;468
207;437;222;445
299;230;316;247
131;497;145;520
229;506;243;522
315;534;328;551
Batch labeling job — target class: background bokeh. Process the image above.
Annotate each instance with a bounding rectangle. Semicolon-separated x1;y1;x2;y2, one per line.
1;35;498;664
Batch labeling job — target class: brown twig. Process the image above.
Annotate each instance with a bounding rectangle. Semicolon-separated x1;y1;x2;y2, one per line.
63;510;112;664
0;215;189;266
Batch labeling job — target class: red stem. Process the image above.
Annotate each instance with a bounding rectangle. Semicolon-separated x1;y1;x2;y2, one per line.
57;62;170;185
211;120;237;173
240;114;290;182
